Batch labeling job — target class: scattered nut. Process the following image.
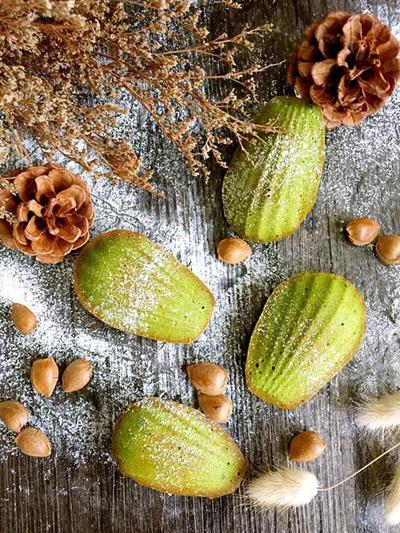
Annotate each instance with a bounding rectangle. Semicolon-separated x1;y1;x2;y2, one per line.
217;237;252;265
345;218;380;246
62;358;93;393
11;303;37;335
198;393;232;423
0;400;29;433
186;362;228;396
31;357;59;397
15;427;51;458
289;430;326;462
376;234;400;265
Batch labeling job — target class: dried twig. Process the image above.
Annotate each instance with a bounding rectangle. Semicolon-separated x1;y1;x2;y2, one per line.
0;0;278;197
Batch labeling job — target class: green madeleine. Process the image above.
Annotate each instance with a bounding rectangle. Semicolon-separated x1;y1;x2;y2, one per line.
222;96;325;242
246;272;367;409
74;230;215;343
112;398;247;497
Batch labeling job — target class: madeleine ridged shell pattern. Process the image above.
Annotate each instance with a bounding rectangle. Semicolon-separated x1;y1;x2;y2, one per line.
74;230;215;343
246;272;366;409
112;398;247;497
222;96;325;242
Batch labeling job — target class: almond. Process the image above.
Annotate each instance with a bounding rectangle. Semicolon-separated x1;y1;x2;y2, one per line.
62;358;93;393
345;218;380;246
217;237;252;265
15;427;51;457
376;235;400;265
31;357;59;397
289;430;326;462
198;394;233;423
186;362;228;396
11;303;37;335
0;400;29;433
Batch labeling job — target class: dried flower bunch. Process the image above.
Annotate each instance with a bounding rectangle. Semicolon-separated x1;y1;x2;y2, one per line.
287;11;400;128
0;0;277;196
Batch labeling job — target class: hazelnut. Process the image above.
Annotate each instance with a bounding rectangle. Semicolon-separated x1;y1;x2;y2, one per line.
376;234;400;265
15;427;51;458
217;237;251;265
62;358;93;393
0;400;29;433
31;357;59;397
11;303;37;335
345;218;380;246
289;430;326;462
186;362;228;396
198;393;233;423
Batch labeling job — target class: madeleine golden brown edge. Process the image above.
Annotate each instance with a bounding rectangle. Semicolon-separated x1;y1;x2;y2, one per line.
74;230;215;343
112;398;247;497
246;272;366;409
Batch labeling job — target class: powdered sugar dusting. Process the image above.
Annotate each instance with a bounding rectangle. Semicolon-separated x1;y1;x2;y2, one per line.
0;7;399;532
0;95;400;467
113;398;245;494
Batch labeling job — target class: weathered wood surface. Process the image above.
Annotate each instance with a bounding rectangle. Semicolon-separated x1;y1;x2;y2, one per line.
1;0;400;532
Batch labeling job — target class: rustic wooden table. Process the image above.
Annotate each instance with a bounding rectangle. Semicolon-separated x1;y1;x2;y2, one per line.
1;0;400;532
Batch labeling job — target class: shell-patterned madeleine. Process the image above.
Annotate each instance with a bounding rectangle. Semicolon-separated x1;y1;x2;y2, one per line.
246;272;366;409
112;398;247;497
74;230;215;343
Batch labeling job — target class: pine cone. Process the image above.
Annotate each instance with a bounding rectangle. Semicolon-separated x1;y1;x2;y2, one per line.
0;164;94;264
287;11;400;129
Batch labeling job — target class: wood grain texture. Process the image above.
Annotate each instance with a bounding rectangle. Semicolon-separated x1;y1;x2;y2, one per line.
1;0;400;532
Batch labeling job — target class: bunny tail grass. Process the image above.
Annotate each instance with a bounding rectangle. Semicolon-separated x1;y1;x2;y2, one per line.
384;465;400;526
358;391;400;431
245;468;319;510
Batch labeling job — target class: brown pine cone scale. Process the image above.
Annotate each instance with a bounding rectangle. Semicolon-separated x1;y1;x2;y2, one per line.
0;164;94;264
287;11;400;129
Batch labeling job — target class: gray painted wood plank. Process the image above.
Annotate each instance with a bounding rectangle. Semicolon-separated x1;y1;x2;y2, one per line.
1;1;400;532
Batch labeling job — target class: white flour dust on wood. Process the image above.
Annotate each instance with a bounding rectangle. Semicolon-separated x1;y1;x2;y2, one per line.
0;17;399;532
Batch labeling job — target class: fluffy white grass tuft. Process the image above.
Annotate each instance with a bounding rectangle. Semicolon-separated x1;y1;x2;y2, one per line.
384;465;400;525
358;391;400;431
245;467;319;510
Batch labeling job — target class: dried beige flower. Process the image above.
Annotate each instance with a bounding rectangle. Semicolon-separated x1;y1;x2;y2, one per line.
358;391;400;431
246;468;319;509
384;465;400;526
0;0;277;200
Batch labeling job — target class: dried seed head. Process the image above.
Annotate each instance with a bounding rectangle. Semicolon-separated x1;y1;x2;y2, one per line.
246;467;319;509
198;393;233;423
345;218;380;246
384;465;400;526
62;358;93;393
15;427;51;458
217;237;252;265
358;391;400;431
0;400;29;433
11;303;37;335
376;235;400;265
289;431;326;462
186;362;228;396
30;357;59;397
